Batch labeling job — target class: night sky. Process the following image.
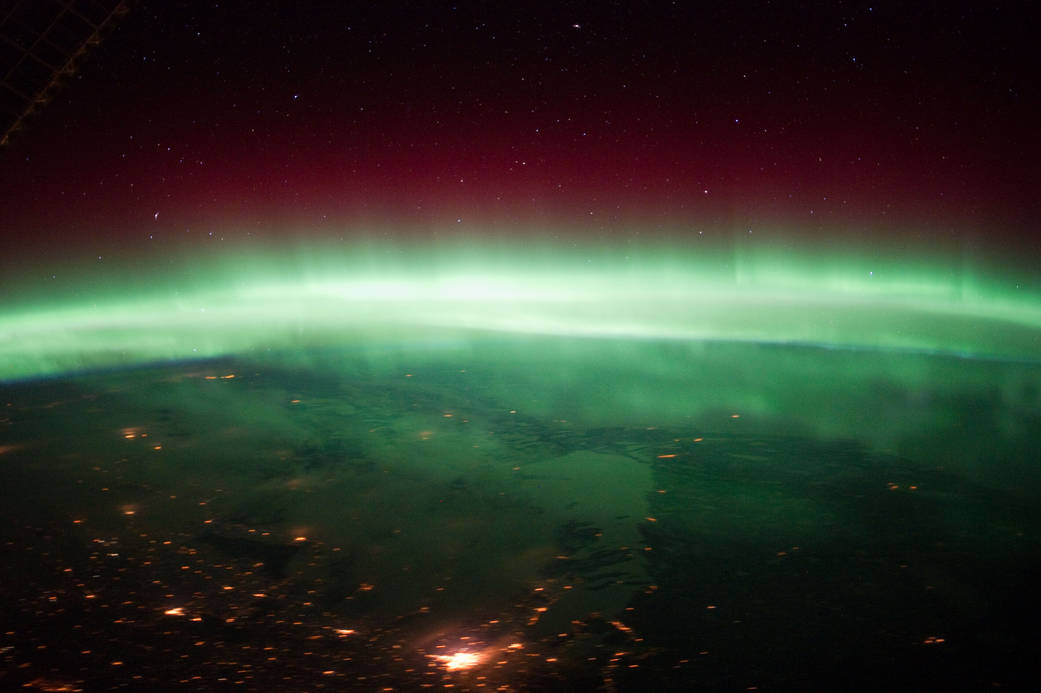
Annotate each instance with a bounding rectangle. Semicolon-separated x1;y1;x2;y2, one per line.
3;8;1041;687
1;1;1039;271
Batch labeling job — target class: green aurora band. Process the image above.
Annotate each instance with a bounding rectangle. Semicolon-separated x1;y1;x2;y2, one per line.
2;236;1040;382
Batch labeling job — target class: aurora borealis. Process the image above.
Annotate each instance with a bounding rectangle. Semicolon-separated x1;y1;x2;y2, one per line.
2;237;1041;383
2;2;1041;691
1;1;1039;377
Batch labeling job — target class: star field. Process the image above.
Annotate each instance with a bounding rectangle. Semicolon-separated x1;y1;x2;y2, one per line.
1;0;1038;269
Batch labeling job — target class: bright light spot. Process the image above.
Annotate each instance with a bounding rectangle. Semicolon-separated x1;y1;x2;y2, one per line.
164;607;185;616
438;651;482;671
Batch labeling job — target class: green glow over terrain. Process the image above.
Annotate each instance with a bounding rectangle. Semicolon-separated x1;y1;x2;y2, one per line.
2;237;1040;381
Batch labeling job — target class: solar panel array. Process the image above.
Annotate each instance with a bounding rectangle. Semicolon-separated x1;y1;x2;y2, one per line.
0;0;129;146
